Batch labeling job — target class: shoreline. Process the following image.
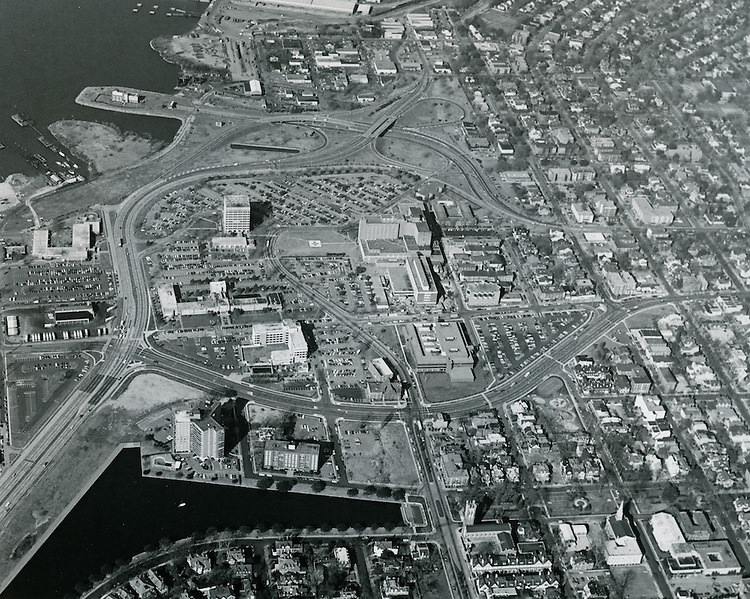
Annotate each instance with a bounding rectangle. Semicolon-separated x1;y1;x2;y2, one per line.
48;120;169;177
0;442;140;596
0;442;413;595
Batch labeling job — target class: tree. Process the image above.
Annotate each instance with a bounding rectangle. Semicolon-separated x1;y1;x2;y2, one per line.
311;480;326;492
364;485;378;496
392;488;406;501
376;487;392;498
257;477;274;490
347;488;359;497
277;479;296;492
280;413;297;440
662;483;680;504
611;568;638;599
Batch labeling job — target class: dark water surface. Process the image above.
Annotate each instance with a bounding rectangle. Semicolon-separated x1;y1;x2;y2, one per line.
0;0;205;178
1;448;402;599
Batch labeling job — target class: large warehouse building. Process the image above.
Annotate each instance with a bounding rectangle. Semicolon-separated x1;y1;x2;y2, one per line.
254;0;371;15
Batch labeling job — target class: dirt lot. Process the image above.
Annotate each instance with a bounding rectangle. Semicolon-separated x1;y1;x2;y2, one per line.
115;373;206;413
338;420;419;486
49;120;165;175
152;29;228;72
242;402;286;426
0;180;21;213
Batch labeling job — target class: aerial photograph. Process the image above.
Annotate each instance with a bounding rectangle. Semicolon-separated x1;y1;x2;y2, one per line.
0;0;749;597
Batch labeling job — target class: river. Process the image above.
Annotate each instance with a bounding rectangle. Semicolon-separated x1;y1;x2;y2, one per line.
1;448;403;599
0;0;206;179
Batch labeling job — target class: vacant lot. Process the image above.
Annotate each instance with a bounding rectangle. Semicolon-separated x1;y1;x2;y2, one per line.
338;420;419;486
49;120;165;175
116;373;206;413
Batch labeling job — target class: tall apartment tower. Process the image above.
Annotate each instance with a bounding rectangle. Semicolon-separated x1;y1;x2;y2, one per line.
223;194;252;234
190;415;225;459
173;410;200;453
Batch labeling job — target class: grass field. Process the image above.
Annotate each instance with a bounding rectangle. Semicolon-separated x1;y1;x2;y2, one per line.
338;420;420;486
536;376;565;398
375;138;449;172
399;98;465;128
275;228;359;259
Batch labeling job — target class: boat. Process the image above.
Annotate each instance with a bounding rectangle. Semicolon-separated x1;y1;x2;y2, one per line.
178;502;186;508
0;142;5;150
149;9;155;14
133;7;139;11
11;113;34;127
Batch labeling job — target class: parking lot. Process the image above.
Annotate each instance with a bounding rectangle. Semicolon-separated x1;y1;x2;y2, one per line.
5;352;91;447
313;324;369;401
166;335;242;372
3;264;114;305
294;414;329;442
281;256;378;313
474;311;587;378
142;189;217;237
211;171;412;228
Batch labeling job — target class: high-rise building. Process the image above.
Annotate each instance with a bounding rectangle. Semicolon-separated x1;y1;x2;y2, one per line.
223;194;252;234
173;409;200;453
190;415;225;459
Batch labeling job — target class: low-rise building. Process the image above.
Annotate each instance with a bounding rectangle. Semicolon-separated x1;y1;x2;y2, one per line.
263;440;320;473
408;321;474;382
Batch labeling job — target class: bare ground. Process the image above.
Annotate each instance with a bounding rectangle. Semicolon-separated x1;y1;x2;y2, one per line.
115;373;206;413
342;422;420;487
49;120;165;175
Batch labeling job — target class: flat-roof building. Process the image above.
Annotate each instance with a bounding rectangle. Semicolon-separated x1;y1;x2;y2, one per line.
245;320;308;364
631;195;676;225
223;194;252;234
408;321;474;382
256;0;359;14
190;414;225;459
406;256;439;304
32;220;98;261
263;440;320;473
358;215;431;262
53;304;95;325
173;409;201;454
